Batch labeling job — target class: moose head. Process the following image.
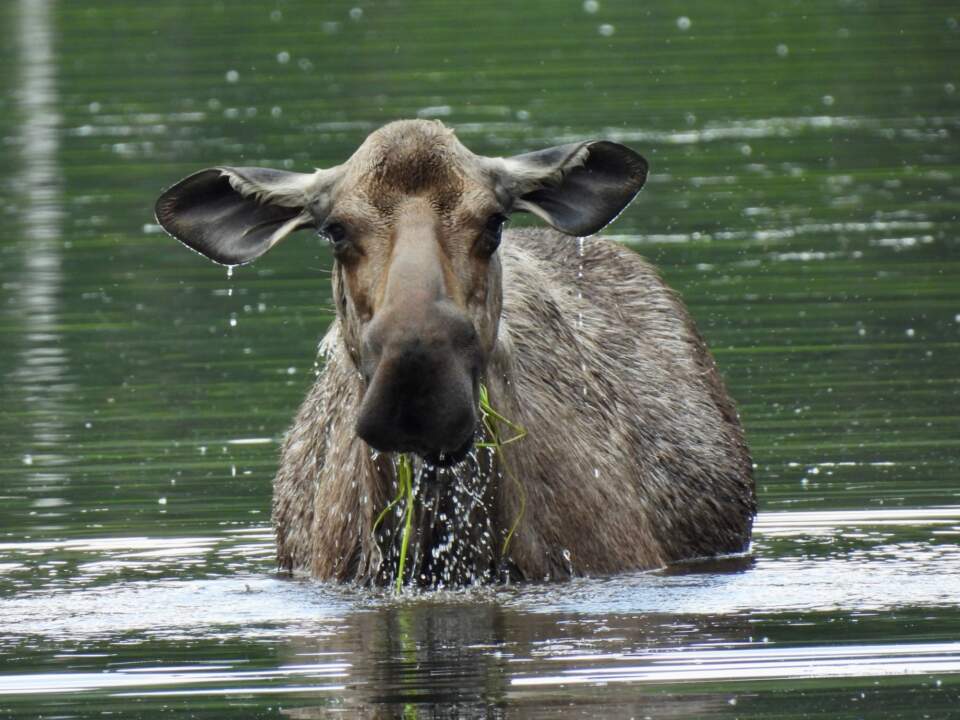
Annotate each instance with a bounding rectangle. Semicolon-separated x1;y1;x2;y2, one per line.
155;120;647;465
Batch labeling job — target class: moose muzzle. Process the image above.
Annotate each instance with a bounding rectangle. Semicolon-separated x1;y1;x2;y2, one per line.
355;298;481;463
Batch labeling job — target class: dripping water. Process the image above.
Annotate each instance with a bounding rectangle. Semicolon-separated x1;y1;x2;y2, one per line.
576;236;585;330
377;436;500;589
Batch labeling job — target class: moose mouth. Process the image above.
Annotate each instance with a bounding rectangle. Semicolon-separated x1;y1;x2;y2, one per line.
422;432;476;468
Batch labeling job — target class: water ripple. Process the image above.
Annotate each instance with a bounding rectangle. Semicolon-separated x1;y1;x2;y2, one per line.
511;642;960;687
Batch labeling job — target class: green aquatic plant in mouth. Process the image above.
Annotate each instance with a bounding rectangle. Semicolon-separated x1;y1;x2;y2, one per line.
372;383;527;592
476;383;527;560
371;454;414;593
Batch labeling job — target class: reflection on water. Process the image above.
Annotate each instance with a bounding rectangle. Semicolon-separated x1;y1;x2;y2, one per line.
2;508;959;716
2;508;959;637
8;0;71;512
511;642;960;686
0;0;958;716
0;663;350;698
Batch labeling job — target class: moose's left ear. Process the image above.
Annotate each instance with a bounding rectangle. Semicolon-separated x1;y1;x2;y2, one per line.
496;141;648;237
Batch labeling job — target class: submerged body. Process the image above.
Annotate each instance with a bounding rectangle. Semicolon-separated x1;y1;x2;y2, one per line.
273;228;754;584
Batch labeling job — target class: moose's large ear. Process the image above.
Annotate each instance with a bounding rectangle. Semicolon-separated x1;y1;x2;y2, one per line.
496;141;648;237
155;167;334;266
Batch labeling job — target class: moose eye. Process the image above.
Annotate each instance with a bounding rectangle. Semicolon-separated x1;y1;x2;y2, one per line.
477;213;507;256
320;222;348;246
319;222;348;253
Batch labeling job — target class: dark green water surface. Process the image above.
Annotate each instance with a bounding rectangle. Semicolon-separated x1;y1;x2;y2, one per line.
1;1;959;717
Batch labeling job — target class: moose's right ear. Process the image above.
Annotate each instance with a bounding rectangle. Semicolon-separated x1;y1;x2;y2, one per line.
155;167;332;266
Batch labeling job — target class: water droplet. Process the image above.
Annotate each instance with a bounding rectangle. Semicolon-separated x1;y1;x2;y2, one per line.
349;7;363;20
225;69;240;83
158;497;167;505
776;43;789;57
583;0;599;13
905;328;915;338
676;16;691;31
598;23;615;37
22;454;33;466
226;266;234;279
277;51;290;64
822;94;835;107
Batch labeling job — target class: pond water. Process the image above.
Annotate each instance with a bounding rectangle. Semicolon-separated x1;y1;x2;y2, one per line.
1;0;958;717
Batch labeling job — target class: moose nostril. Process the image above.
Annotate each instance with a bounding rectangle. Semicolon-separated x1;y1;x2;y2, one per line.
359;345;380;388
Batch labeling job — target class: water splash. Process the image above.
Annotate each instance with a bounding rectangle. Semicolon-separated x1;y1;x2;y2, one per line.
375;452;498;590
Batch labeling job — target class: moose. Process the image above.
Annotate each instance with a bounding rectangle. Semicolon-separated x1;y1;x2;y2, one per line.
155;119;755;586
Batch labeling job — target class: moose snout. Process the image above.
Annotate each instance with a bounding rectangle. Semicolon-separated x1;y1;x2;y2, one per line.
355;304;481;461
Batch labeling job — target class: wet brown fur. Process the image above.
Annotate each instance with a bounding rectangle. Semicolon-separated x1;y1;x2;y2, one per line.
272;121;755;584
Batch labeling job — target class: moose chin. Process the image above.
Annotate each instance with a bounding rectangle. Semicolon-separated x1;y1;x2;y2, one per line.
156;119;755;587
